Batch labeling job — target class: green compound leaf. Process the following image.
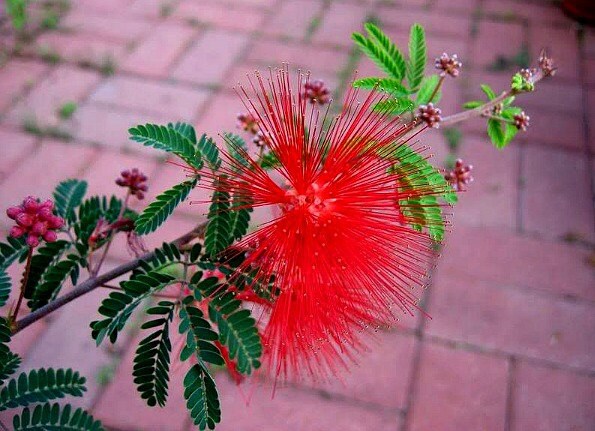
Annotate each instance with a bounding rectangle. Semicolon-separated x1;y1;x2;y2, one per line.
352;77;409;96
373;97;415;115
183;364;220;431
196;134;221;170
223;133;250;170
133;301;175;407
407;23;426;92
416;75;441;105
352;23;407;80
135;178;198;235
463;100;483;109
91;271;176;345
73;196;123;246
53;179;88;222
28;256;82;311
511;73;534;92
0;351;21;387
129;123;203;170
0;368;87;411
178;299;224;366
208;292;262;375
0;270;10;308
229;191;252;242
487;118;507;148
168;122;197;144
12;402;105;431
204;178;232;257
0;236;28;272
23;240;70;300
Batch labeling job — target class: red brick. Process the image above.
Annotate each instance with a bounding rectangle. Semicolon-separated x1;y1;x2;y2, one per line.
311;332;416;409
171;30;249;85
195;92;246;138
33;32;126;65
215;375;400;431
90;76;210;120
312;3;369;47
483;0;572;27
93;334;190;431
438;225;595;301
62;11;151;44
8;320;48;358
472;20;524;71
529;27;579;81
248;40;348;75
516;111;584;151
0;128;38;181
511;361;595;431
0;59;48;113
408;342;507;431
379;8;471;39
5;65;101;128
426;269;595;371
174;1;267;32
432;0;478;13
453;136;519;229
263;0;323;40
78;0;135;14
126;0;174;19
585;57;595;86
0;139;96;209
121;23;197;78
72;103;166;155
522;146;593;242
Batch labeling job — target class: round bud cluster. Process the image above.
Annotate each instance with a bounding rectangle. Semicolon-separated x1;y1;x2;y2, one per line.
6;197;64;247
116;168;148;199
513;111;530;131
435;53;462;78
519;68;536;81
236;112;259;134
445;159;474;192
303;80;331;105
417;103;442;128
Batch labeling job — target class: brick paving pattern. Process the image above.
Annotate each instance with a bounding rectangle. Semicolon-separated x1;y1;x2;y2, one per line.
0;0;593;430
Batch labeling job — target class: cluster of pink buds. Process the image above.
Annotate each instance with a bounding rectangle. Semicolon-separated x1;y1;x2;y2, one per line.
236;112;259;134
116;168;148;199
303;79;331;105
435;53;462;78
513;111;530;131
252;130;272;148
519;68;536;81
445;159;474;192
6;197;64;247
538;49;556;77
418;103;442;128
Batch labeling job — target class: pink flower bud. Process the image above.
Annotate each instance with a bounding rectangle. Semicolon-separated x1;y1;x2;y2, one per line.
26;234;40;248
37;207;53;221
6;206;22;220
40;199;54;210
23;197;39;214
16;213;34;227
48;216;64;229
31;221;48;235
42;231;58;242
9;226;25;238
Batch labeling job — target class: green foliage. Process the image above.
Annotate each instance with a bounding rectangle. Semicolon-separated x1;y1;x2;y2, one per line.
229;192;252;242
0;351;21;386
407;24;426;92
511;72;534;92
135;178;198;235
178;298;224;366
208;291;262;375
58;102;78;120
196;134;221;171
5;0;28;31
352;23;407;80
204;179;232;257
91;271;176;345
135;242;182;275
133;301;175;407
0;368;86;411
23;240;70;299
73;196;122;246
352;77;408;96
183;364;220;431
28;256;81;311
416;75;442;105
13;402;105;431
0;270;10;308
442;127;463;151
481;84;496;100
223;133;250;170
260;152;280;169
0;236;28;271
373;98;415;115
129;124;203;170
53;179;87;222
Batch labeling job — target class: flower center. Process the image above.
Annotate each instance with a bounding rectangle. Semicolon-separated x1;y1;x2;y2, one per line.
281;182;334;217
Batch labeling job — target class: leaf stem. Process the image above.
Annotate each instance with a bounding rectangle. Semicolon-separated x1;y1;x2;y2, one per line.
10;246;33;326
12;221;207;335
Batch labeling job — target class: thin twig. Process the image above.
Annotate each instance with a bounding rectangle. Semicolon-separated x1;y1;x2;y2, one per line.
12;221;207;335
10;247;33;326
427;75;445;105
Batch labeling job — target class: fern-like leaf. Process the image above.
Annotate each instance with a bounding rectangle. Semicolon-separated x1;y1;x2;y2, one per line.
12;402;105;431
53;179;88;222
0;351;21;387
183;364;220;431
196;134;221;170
228;192;252;242
133;301;175;407
223;133;250;170
373;98;415;115
0;368;86;411
169;122;197;144
178;298;224;366
0;270;10;308
407;23;426;92
91;271;176;345
0;236;28;271
204;179;232;257
28;257;81;311
135;178;198;235
23;240;70;300
129;124;203;170
352;77;409;96
356;23;407;80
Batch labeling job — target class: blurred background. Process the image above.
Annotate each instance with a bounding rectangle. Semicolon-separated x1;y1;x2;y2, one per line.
0;0;593;430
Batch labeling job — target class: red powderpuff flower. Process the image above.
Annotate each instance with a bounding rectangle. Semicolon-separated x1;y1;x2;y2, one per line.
208;71;447;380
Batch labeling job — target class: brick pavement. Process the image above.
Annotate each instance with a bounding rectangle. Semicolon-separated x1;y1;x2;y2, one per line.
0;0;593;430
